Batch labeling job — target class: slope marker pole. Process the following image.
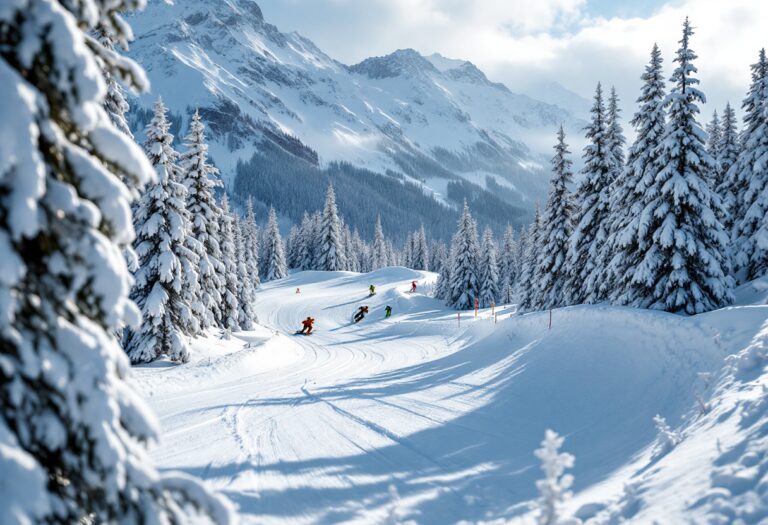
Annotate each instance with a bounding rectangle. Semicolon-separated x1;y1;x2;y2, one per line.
548;309;552;330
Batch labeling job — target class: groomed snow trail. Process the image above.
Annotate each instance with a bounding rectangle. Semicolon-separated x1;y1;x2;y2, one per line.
133;268;752;524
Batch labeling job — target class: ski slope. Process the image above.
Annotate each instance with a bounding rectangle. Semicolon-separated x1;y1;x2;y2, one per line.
131;269;768;524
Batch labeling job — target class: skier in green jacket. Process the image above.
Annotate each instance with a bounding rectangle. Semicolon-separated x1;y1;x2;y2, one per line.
385;305;392;318
368;284;376;296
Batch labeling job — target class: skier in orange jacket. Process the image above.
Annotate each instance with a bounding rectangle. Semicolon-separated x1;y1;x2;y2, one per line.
299;317;314;335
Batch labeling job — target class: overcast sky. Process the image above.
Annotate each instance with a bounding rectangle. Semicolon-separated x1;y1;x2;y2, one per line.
258;0;767;123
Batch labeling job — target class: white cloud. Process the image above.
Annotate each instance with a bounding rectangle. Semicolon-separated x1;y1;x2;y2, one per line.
260;0;767;122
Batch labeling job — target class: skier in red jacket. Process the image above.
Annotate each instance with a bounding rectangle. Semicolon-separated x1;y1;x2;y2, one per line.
299;317;314;335
410;280;417;293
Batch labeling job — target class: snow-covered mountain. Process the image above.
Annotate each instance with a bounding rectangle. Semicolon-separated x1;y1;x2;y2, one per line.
125;0;585;234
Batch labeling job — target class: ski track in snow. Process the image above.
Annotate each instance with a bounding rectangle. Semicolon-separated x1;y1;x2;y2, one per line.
132;268;768;524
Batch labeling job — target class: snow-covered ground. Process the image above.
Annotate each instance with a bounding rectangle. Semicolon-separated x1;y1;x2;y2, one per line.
132;269;768;524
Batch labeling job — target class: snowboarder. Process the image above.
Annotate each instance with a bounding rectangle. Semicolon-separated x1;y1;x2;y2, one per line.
298;317;314;335
354;306;369;323
368;284;376;296
409;280;417;293
385;305;392;318
296;288;301;294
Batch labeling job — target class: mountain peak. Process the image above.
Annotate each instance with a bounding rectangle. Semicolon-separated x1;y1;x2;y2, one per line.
349;48;439;79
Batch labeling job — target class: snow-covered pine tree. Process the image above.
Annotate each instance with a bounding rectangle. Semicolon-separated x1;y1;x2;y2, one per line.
317;184;346;271
344;225;360;272
606;86;626;177
566;82;614;305
387;240;398;267
478;227;500;308
729;49;767;233
628;18;732;313
286;224;301;269
402;233;414;269
430;241;447;274
0;1;233;521
706;110;722;172
447;202;480;310
181;109;224;329
607;44;667;306
243;197;261;289
355;230;370;272
296;211;313;271
95;26;133;138
127;98;198;363
534;430;575;525
235;215;258;330
434;245;453;300
218;194;240;331
499;224;517;304
534;126;574;310
307;211;323;271
716;103;741;231
514;225;529;303
371;215;389;270
264;206;289;281
732;49;768;281
412;225;430;271
519;207;541;311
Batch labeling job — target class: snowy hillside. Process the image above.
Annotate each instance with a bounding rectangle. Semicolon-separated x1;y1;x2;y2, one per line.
132;270;768;524
124;0;585;229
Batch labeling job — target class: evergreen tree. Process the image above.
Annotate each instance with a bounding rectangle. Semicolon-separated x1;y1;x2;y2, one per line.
413;225;430;270
435;246;453;300
127;99;197;363
371;215;388;270
0;2;233;521
317;184;346;271
402;232;414;268
243;197;261;289
623;18;732;313
565;83;613;304
297;212;314;271
235;215;258;330
264;207;288;281
706;110;722;168
218;195;240;331
286;224;301;269
344;225;360;272
447;202;480;309
514;225;529;303
716;103;741;231
534;430;575;525
499;224;517;304
729;49;767;230
519;207;541;311
606;86;626;177
181;109;224;329
732;49;768;281
478;227;500;307
95;26;133;139
534;126;574;310
607;44;667;306
430;241;447;274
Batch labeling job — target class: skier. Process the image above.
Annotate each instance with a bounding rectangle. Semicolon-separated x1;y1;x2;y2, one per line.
354;306;369;323
409;280;417;293
368;284;376;296
385;305;392;318
298;316;314;335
